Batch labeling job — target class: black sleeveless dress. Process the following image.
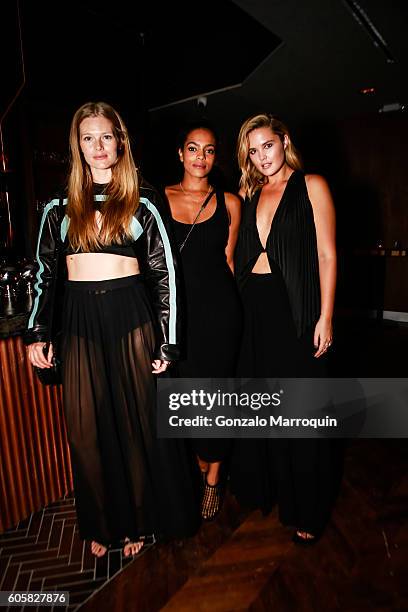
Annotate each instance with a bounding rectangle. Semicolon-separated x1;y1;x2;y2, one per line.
171;190;243;462
230;171;334;536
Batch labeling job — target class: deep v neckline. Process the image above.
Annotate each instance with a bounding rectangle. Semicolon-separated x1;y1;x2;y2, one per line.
255;171;295;250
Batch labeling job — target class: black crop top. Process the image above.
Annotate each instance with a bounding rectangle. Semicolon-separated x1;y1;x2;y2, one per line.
64;183;137;258
25;179;181;361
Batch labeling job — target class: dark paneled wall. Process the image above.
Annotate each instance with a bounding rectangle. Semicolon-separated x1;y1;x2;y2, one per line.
0;336;72;532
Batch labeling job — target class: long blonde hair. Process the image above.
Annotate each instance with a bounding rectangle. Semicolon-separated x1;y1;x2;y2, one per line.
237;114;303;199
67;101;139;251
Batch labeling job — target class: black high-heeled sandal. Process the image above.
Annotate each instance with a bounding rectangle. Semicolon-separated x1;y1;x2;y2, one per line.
122;537;144;557
122;534;156;557
201;478;223;521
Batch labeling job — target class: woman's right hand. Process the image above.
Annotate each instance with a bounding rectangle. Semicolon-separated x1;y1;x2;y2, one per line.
151;359;171;374
27;342;53;368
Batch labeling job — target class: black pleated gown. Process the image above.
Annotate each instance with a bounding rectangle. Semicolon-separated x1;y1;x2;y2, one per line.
230;171;335;536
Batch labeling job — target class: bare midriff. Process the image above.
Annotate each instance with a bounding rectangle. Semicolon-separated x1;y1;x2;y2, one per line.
66;253;140;281
251;251;272;274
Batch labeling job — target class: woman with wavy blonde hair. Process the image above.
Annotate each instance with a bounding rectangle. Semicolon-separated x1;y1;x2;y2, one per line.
237;114;303;199
231;113;337;544
25;101;199;558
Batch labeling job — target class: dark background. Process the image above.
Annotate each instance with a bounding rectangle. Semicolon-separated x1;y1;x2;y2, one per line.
1;0;407;316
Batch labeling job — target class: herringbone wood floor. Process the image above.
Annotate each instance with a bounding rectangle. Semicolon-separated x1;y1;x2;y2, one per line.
1;440;407;612
0;496;153;611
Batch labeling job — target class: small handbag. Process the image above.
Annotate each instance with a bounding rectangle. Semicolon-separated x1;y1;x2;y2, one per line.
34;198;64;386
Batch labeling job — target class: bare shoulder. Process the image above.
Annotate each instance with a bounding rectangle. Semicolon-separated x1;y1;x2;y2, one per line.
305;174;334;207
305;174;329;191
224;191;241;210
165;184;180;196
305;174;331;197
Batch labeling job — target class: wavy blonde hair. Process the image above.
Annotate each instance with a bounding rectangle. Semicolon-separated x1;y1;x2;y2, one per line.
67;101;139;251
237;114;303;199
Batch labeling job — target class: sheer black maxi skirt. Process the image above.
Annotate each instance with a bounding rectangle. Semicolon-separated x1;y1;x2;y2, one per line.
61;275;199;545
230;272;334;536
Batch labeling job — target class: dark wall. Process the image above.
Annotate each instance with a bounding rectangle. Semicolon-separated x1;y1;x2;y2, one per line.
3;90;407;314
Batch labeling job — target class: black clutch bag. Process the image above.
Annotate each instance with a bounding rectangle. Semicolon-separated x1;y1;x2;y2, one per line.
34;343;62;386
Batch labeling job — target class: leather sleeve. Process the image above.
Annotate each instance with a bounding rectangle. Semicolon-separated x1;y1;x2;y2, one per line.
139;189;181;362
23;200;62;346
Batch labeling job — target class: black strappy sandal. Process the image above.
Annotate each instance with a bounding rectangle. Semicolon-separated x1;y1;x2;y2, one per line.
201;478;223;521
90;540;111;557
122;534;156;557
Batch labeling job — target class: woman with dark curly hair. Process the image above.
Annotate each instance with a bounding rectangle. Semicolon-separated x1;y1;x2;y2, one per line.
165;121;242;520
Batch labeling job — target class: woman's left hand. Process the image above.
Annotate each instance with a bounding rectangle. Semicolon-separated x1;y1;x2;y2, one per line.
313;317;333;358
152;359;171;374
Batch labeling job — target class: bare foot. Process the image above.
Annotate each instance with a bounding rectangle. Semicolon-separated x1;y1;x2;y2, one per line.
123;537;144;557
91;541;108;557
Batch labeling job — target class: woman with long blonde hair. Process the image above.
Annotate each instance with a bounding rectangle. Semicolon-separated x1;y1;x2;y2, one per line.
25;102;199;557
231;113;337;544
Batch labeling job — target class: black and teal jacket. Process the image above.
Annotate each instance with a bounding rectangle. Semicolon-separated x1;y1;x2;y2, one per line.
24;183;181;362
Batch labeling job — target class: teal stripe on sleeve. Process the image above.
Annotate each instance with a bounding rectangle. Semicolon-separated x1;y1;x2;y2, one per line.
60;198;69;242
140;197;177;344
28;199;60;329
130;216;143;241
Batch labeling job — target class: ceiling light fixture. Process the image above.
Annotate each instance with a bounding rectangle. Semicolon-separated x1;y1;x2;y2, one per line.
379;102;405;113
359;87;376;95
343;0;396;64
